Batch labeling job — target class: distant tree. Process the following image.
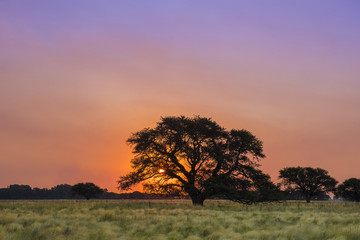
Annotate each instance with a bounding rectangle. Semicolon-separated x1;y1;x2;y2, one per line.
285;190;330;201
32;187;49;199
118;116;281;205
279;167;337;203
8;184;32;191
8;185;33;199
336;178;360;202
71;183;103;200
51;184;73;199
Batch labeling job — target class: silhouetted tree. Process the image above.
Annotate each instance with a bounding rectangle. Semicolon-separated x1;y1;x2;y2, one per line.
284;190;330;201
0;184;173;200
118;116;281;205
50;184;73;199
71;182;103;200
336;178;360;202
5;185;33;199
279;167;337;203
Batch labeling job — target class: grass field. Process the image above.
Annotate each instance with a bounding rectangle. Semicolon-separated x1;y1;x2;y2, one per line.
0;200;359;240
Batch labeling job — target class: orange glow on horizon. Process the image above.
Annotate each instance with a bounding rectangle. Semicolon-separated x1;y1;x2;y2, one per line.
1;1;359;193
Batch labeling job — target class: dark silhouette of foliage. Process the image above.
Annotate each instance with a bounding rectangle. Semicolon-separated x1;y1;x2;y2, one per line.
50;184;73;198
284;190;330;201
0;184;183;200
279;167;337;203
0;184;74;199
71;182;103;200
4;185;33;199
118;116;281;205
336;178;360;202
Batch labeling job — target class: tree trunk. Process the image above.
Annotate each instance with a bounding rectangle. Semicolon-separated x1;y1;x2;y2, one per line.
306;197;311;203
191;196;204;206
185;184;205;206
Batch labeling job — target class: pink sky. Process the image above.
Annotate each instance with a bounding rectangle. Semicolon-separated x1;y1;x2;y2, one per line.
1;1;359;191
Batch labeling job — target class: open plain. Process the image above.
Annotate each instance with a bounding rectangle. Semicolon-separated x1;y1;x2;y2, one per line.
0;200;359;240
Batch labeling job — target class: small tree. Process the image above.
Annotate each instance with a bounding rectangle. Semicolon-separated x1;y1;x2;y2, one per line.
279;167;337;203
118;116;281;205
336;178;360;202
71;182;103;200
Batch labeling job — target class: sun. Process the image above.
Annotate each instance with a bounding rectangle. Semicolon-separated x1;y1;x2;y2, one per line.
159;169;165;174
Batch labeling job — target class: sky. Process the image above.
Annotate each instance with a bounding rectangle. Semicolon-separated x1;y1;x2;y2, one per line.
1;1;360;192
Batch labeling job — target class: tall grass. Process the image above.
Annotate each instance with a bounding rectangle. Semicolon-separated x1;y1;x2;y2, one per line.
0;200;359;239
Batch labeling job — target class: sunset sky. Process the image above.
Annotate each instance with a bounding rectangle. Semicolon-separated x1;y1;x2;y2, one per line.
1;1;359;192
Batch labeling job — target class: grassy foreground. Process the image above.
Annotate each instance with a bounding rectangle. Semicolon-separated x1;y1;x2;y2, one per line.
0;200;359;240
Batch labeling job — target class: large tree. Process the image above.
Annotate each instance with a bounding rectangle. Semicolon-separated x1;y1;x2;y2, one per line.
336;178;360;202
279;167;337;203
118;116;280;205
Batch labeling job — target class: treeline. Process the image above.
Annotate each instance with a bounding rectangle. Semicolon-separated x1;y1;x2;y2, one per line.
0;183;347;202
0;184;341;201
0;184;182;200
1;171;359;202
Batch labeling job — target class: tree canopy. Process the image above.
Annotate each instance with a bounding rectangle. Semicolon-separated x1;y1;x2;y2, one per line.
279;167;337;203
118;116;280;205
71;182;103;200
336;178;360;202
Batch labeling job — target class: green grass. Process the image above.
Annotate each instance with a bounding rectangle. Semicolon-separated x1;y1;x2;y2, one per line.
0;200;359;239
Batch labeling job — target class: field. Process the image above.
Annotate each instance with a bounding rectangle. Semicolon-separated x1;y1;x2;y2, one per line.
0;200;359;240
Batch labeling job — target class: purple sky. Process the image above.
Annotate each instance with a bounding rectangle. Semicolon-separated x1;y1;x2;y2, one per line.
1;1;360;191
